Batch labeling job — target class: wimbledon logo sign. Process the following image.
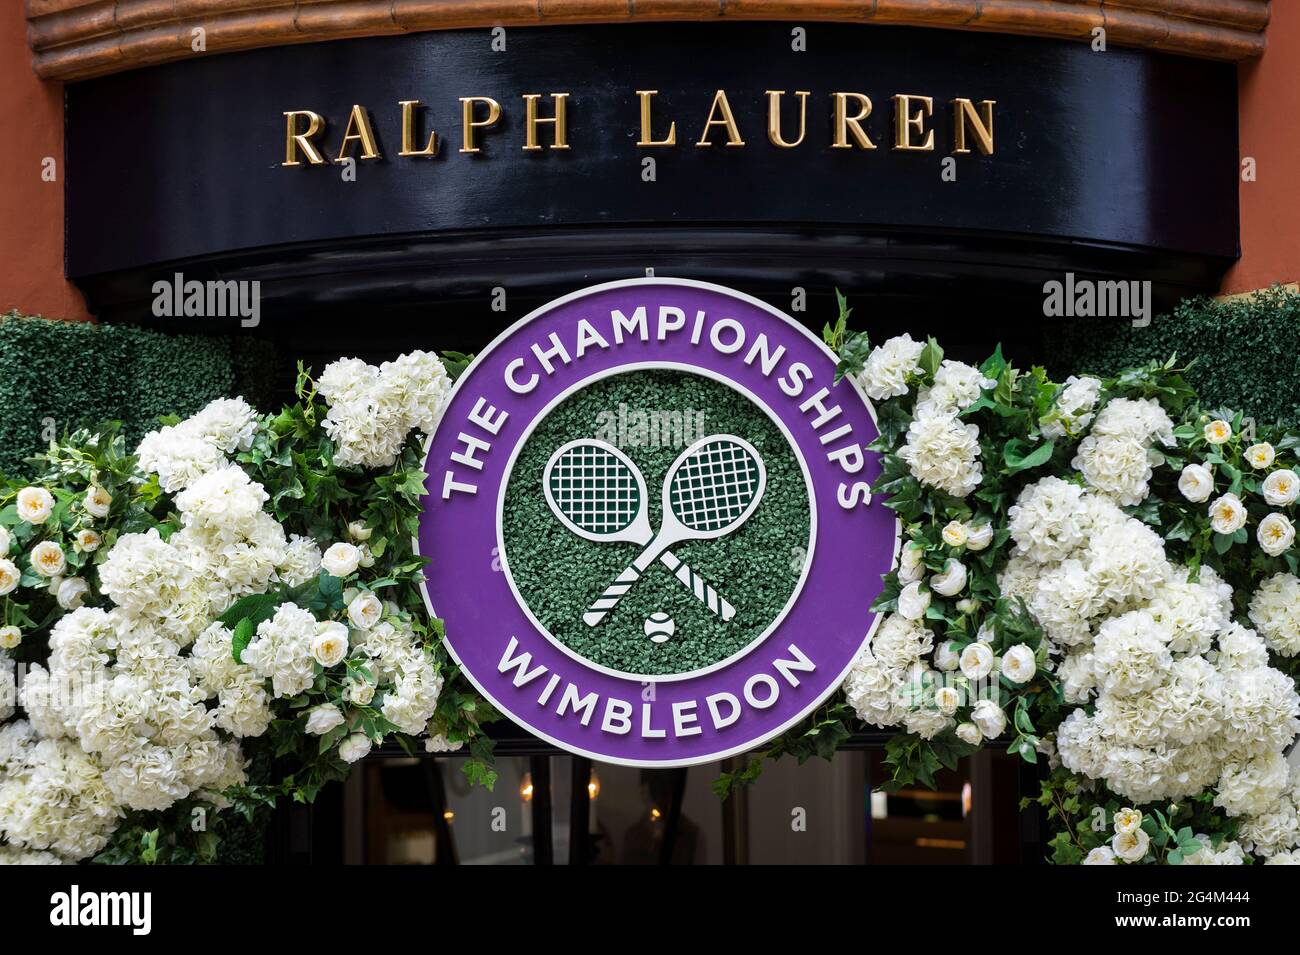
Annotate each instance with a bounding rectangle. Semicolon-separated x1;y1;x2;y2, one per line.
418;278;898;766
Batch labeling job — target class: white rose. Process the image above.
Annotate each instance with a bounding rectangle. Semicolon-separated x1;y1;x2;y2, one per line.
897;581;931;621
970;699;1006;738
1178;463;1214;503
321;542;362;578
934;686;961;716
955;722;983;746
1000;644;1036;684
1203;419;1232;445
965;523;994;551
930;559;967;597
347;591;383;630
1246;443;1276;470
1083;847;1118;865
338;733;373;763
16;487;54;524
358;544;375;568
1208;493;1247;535
897;542;925;585
0;526;9;556
941;521;968;548
311;621;350;667
935;640;961;671
74;529;101;553
348;679;376;706
1113;807;1142;835
1112;828;1151;863
29;540;66;578
0;558;18;596
959;642;995;680
348;521;372;542
955;598;978;615
1258;513;1296;557
83;485;112;518
1263;469;1300;507
56;577;90;610
305;703;346;735
0;625;20;650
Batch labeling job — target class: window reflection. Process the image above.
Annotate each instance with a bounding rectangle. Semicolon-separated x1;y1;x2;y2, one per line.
345;748;1028;864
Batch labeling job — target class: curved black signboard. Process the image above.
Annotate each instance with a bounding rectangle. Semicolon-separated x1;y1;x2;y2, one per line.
65;23;1237;323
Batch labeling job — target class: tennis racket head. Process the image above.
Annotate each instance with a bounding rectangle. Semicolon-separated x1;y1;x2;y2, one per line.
543;438;651;544
662;433;767;542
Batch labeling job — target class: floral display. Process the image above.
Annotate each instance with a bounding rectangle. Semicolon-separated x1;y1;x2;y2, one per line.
722;305;1300;865
0;353;492;864
6;304;1300;865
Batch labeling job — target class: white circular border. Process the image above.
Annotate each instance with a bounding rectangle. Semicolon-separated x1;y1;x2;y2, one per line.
415;277;901;768
495;360;817;684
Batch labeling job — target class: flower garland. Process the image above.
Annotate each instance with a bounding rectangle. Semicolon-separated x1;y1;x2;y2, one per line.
0;352;496;864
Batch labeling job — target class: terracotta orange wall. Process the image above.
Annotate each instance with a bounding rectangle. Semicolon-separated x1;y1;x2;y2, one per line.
0;4;89;320
1223;2;1300;294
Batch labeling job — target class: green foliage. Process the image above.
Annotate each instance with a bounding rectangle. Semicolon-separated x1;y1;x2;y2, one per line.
0;312;281;477
1052;285;1300;428
1027;768;1230;866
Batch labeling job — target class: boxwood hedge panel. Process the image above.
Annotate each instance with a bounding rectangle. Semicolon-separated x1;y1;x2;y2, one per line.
1050;286;1300;429
0;313;281;476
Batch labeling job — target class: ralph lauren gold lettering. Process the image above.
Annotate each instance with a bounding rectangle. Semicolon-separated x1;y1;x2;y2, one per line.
831;93;876;150
522;93;571;151
336;104;381;161
636;90;677;147
892;94;935;151
952;98;996;155
696;89;745;147
398;100;438;157
766;90;810;149
459;96;502;153
283;110;327;166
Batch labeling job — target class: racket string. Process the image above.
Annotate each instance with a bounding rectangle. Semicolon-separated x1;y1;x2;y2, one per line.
549;446;640;534
669;440;761;532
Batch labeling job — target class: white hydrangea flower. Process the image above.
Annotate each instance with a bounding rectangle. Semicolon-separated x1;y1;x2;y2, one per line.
857;334;924;401
242;603;318;699
1083;519;1171;613
1042;375;1102;439
318;352;453;469
1071;397;1174;506
187;397;259;453
1215;749;1291;818
914;360;994;416
1008;477;1089;563
898;408;983;497
1249;573;1300;656
1090;610;1173;697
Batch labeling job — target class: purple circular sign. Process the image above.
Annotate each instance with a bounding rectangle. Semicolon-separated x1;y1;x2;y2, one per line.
418;279;897;766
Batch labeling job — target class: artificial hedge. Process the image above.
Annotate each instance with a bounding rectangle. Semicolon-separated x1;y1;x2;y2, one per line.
0;312;281;476
1052;285;1300;429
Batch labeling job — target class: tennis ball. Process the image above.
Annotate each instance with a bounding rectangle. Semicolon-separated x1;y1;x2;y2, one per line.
644;611;675;643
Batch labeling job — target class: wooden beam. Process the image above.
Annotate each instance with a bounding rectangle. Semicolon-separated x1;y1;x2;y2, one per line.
25;0;1269;81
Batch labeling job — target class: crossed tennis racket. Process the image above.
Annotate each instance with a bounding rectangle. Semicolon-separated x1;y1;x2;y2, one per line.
543;434;767;628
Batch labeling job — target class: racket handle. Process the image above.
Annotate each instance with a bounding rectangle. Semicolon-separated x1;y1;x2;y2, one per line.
659;552;736;621
583;565;642;627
